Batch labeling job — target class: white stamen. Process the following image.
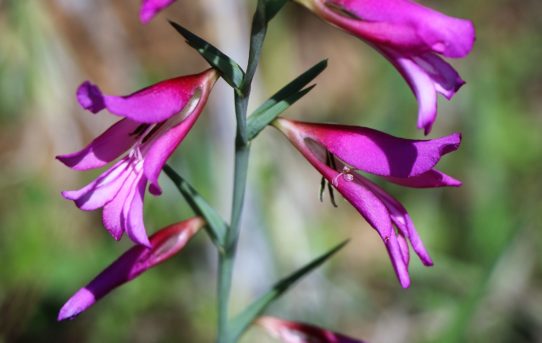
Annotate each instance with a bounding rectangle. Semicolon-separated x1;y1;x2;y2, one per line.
332;165;354;187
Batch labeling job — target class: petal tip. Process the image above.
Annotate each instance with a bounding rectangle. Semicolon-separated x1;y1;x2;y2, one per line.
77;81;105;113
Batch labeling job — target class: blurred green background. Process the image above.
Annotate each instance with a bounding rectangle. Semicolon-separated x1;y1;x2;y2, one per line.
1;0;541;342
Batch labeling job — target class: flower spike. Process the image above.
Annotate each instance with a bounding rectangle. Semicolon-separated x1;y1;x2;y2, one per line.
274;117;461;287
294;0;475;133
58;217;205;321
57;69;218;246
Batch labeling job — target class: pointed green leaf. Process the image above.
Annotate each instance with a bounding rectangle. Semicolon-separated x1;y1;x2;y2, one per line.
247;85;315;140
247;59;328;140
228;240;349;341
169;21;245;89
244;0;289;91
264;0;288;22
163;164;227;249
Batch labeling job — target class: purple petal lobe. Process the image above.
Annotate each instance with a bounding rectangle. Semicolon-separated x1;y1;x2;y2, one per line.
385;169;462;188
380;48;465;134
143;85;212;194
77;81;106;113
57;218;204;321
124;175;151;247
56;119;141;170
140;0;176;24
321;0;475;58
58;288;96;321
283;119;461;178
98;73;211;124
61;159;131;211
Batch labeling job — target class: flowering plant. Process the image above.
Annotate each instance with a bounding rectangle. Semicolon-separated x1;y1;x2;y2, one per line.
56;1;474;341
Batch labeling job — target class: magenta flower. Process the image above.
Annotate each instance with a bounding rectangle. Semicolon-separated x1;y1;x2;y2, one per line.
257;316;366;343
294;0;475;134
140;0;176;24
274;117;461;287
58;217;205;321
57;69;218;247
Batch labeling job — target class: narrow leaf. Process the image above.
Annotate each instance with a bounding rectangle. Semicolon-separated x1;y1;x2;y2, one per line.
228;240;349;341
247;59;328;140
247;85;315;140
169;21;245;89
264;0;288;22
163;164;227;249
245;0;289;89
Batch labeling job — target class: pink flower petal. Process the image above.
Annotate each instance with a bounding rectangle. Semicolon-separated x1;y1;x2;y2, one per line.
380;48;465;133
61;159;131;211
76;70;215;124
278;118;461;178
101;162;142;241
124;174;151;248
57;217;204;321
56;118;141;171
384;169;462;188
140;0;176;24
318;0;475;58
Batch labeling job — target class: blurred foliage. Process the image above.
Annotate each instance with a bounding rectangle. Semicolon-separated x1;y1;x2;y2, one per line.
0;0;541;342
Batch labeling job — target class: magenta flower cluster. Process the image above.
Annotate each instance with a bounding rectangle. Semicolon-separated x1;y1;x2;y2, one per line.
57;0;474;340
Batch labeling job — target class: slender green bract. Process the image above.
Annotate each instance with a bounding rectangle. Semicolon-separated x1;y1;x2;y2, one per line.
163;164;227;249
227;240;349;342
247;59;327;140
169;21;245;89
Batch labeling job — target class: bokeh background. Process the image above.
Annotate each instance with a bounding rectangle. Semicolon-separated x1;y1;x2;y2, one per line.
1;0;541;342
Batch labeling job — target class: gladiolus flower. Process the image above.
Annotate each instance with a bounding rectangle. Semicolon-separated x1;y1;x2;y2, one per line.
140;0;176;24
57;69;218;247
293;0;475;134
273;117;461;287
257;316;366;343
58;217;205;321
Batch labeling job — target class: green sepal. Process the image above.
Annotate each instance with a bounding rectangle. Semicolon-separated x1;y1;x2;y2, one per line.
247;59;328;140
169;21;245;90
227;239;349;341
163;164;228;250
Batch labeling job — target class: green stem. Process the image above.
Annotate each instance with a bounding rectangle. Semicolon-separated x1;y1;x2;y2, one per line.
216;1;274;341
217;91;251;343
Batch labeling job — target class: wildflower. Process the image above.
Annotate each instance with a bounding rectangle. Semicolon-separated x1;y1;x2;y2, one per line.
273;117;461;287
293;0;475;133
140;0;176;24
257;316;366;343
57;217;205;321
57;69;218;246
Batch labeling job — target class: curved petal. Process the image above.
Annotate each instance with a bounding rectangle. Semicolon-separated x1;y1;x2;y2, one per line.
61;159;131;211
57;217;205;321
361;176;433;266
315;0;475;58
101;161;142;241
124;174;151;248
384;169;462;188
140;0;176;24
56;119;141;170
327;167;413;287
380;48;465;134
76;70;216;124
143;78;215;195
276;118;461;178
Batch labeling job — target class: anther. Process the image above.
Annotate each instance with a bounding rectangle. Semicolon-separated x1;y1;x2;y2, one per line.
332;166;354;187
